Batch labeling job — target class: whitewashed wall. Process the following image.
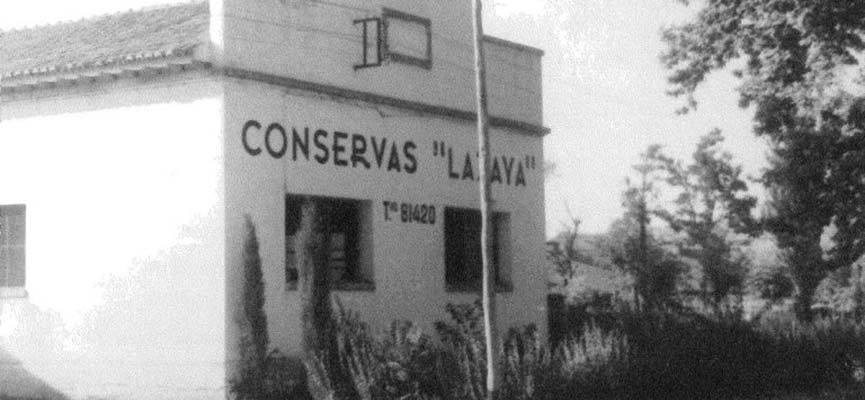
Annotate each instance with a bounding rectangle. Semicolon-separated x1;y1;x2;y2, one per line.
223;78;546;364
0;1;545;397
0;77;226;400
209;0;543;125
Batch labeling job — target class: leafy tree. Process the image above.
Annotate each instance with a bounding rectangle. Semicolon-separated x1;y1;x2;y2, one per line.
547;218;588;290
644;130;757;314
662;0;865;320
745;234;795;306
610;161;682;312
547;219;629;314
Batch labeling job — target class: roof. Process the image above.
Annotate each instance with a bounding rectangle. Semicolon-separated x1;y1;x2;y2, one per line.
0;1;548;136
0;1;546;83
483;36;544;57
0;1;209;81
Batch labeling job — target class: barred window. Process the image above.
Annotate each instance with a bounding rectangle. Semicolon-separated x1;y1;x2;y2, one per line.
0;204;26;288
285;195;373;291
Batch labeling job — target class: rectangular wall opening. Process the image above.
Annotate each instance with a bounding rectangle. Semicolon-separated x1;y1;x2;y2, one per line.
444;207;511;292
0;204;26;290
285;195;374;291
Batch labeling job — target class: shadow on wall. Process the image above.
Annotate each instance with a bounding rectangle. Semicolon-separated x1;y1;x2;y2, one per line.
68;212;226;399
0;346;69;400
0;212;225;400
0;298;72;400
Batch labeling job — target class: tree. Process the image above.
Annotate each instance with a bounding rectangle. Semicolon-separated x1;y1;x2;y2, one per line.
547;218;586;290
662;0;865;320
745;234;795;307
233;216;269;399
295;197;337;399
296;198;330;354
644;130;757;314
610;160;682;312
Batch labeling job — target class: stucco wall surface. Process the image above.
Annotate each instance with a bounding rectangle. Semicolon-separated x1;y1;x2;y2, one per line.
223;78;547;362
210;0;543;126
0;78;226;400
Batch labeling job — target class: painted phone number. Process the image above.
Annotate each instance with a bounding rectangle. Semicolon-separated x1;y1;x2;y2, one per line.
382;201;437;225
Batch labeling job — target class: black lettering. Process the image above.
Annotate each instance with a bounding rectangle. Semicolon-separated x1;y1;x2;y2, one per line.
371;136;388;168
515;161;527;186
351;134;370;169
503;157;515;186
462;152;474;180
292;127;309;161
387;143;402;172
448;148;460;179
412;204;422;222
242;120;262;156
265;123;287;159
403;141;417;173
401;203;409;222
313;129;330;164
333;131;349;167
491;157;503;184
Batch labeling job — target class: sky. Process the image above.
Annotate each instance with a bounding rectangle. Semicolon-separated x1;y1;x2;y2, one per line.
485;0;768;236
0;0;770;237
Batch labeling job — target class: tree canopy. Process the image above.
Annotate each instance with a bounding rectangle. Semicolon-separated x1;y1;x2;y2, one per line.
610;161;683;312
663;0;865;319
645;129;757;312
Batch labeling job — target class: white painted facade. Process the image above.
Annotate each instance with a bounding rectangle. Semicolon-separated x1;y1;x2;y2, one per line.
0;1;546;398
0;74;226;399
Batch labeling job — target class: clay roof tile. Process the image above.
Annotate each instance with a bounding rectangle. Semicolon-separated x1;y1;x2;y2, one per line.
0;1;209;79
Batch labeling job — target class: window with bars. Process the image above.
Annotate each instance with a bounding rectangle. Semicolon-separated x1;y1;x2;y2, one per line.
285;195;373;290
0;204;26;288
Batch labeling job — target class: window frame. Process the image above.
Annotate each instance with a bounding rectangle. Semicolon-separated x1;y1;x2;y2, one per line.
0;204;26;293
353;17;383;70
443;207;512;293
285;195;374;292
382;8;433;70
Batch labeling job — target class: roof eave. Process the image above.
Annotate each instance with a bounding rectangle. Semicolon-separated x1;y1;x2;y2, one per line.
1;54;208;91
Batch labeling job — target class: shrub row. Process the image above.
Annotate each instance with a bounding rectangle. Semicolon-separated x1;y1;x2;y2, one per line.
234;302;865;400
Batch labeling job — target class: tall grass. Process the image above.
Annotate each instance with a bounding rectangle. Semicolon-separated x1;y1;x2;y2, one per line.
319;302;632;400
555;309;865;399
258;303;865;400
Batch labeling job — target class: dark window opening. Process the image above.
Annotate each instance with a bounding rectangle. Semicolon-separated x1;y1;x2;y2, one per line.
444;207;511;292
286;195;373;291
0;204;26;288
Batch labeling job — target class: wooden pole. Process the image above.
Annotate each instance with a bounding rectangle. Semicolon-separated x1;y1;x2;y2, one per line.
471;1;499;398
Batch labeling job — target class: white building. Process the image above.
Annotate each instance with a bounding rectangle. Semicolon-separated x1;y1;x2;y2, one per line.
0;1;547;398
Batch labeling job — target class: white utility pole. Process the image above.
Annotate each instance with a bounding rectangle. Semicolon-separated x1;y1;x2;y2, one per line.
471;0;500;398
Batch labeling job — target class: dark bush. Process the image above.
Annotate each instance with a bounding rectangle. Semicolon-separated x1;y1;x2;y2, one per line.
259;301;865;400
230;350;310;400
328;302;454;400
552;308;865;400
